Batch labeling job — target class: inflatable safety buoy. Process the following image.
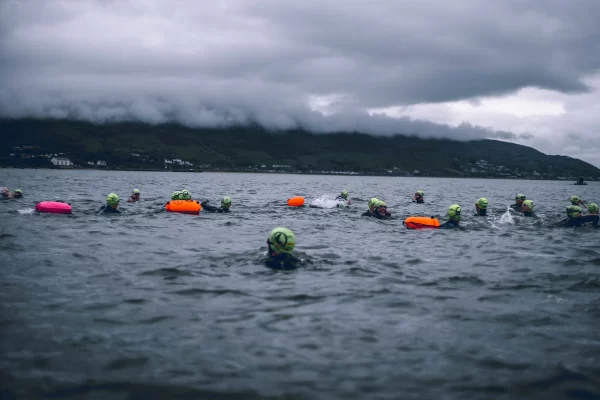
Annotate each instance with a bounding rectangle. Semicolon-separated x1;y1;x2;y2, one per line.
403;216;440;229
36;201;72;214
287;196;305;207
165;200;201;214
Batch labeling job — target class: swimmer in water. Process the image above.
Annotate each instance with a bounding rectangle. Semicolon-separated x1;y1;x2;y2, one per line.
127;189;140;203
362;198;379;217
265;227;300;270
474;198;488;216
1;187;11;199
511;194;526;212
363;199;391;219
587;203;599;215
562;205;599;227
97;193;121;213
334;190;351;207
521;200;537;218
201;196;231;213
412;190;424;203
439;204;463;229
373;201;392;219
569;195;587;209
12;189;23;198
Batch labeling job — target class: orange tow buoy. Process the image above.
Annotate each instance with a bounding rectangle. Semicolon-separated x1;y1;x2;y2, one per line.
403;216;440;229
165;199;202;214
287;196;305;207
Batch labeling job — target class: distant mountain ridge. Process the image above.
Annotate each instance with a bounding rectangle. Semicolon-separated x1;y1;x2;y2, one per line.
1;118;598;179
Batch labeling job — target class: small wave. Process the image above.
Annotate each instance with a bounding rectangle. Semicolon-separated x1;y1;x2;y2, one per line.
137;315;173;324
17;208;35;215
139;268;193;277
123;298;148;304
568;276;600;291
171;288;249;297
105;356;149;370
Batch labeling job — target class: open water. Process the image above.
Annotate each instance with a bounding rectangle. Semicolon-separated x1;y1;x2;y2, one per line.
1;169;599;400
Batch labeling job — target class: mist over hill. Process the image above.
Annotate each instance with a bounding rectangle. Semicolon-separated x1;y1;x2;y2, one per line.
1;118;598;180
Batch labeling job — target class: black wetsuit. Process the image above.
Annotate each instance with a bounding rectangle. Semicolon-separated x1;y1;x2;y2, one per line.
475;209;487;216
413;197;424;204
562;215;599;227
522;211;538;218
201;201;230;213
439;220;462;229
97;205;121;213
363;209;391;219
334;196;347;201
510;204;523;212
264;253;301;270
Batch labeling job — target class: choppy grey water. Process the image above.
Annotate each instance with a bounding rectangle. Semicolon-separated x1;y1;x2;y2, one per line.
1;169;599;400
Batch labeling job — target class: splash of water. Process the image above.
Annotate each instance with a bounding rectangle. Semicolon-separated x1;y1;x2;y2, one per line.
17;208;35;215
499;207;515;225
309;195;349;209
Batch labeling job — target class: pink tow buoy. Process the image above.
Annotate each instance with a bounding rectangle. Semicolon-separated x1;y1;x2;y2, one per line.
35;201;72;214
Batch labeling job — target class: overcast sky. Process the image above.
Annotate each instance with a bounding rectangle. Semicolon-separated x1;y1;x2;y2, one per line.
1;0;600;166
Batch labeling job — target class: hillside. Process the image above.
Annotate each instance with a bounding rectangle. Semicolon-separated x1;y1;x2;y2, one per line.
1;118;598;179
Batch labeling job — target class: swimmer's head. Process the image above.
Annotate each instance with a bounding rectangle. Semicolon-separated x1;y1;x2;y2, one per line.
448;204;462;221
515;194;526;204
476;198;488;210
415;190;424;198
340;190;348;200
368;198;379;210
171;191;181;200
587;202;599;214
221;196;231;209
13;189;23;198
570;195;580;205
566;205;582;218
180;190;191;200
106;193;119;208
522;199;534;212
133;189;140;195
267;227;296;255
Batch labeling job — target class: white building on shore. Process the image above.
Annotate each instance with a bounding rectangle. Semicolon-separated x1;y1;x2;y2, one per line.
50;157;72;167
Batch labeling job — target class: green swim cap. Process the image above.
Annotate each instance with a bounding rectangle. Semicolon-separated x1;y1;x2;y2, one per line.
376;201;387;207
516;194;526;200
341;190;348;199
171;191;181;200
476;198;488;209
106;193;119;206
416;190;424;197
133;189;140;194
221;196;231;208
14;189;22;194
588;203;599;213
180;190;191;200
570;195;580;205
522;200;534;210
268;227;296;254
448;204;462;220
566;205;582;217
368;198;379;208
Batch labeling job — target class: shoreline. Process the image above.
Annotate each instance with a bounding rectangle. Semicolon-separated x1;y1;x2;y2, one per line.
0;166;593;182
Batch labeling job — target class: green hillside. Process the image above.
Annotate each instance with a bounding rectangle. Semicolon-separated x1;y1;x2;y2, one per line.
1;118;598;179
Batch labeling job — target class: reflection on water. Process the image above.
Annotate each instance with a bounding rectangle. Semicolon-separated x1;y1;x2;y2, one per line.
0;169;599;399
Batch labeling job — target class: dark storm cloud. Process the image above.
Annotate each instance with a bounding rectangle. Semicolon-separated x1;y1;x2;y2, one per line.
0;0;599;143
